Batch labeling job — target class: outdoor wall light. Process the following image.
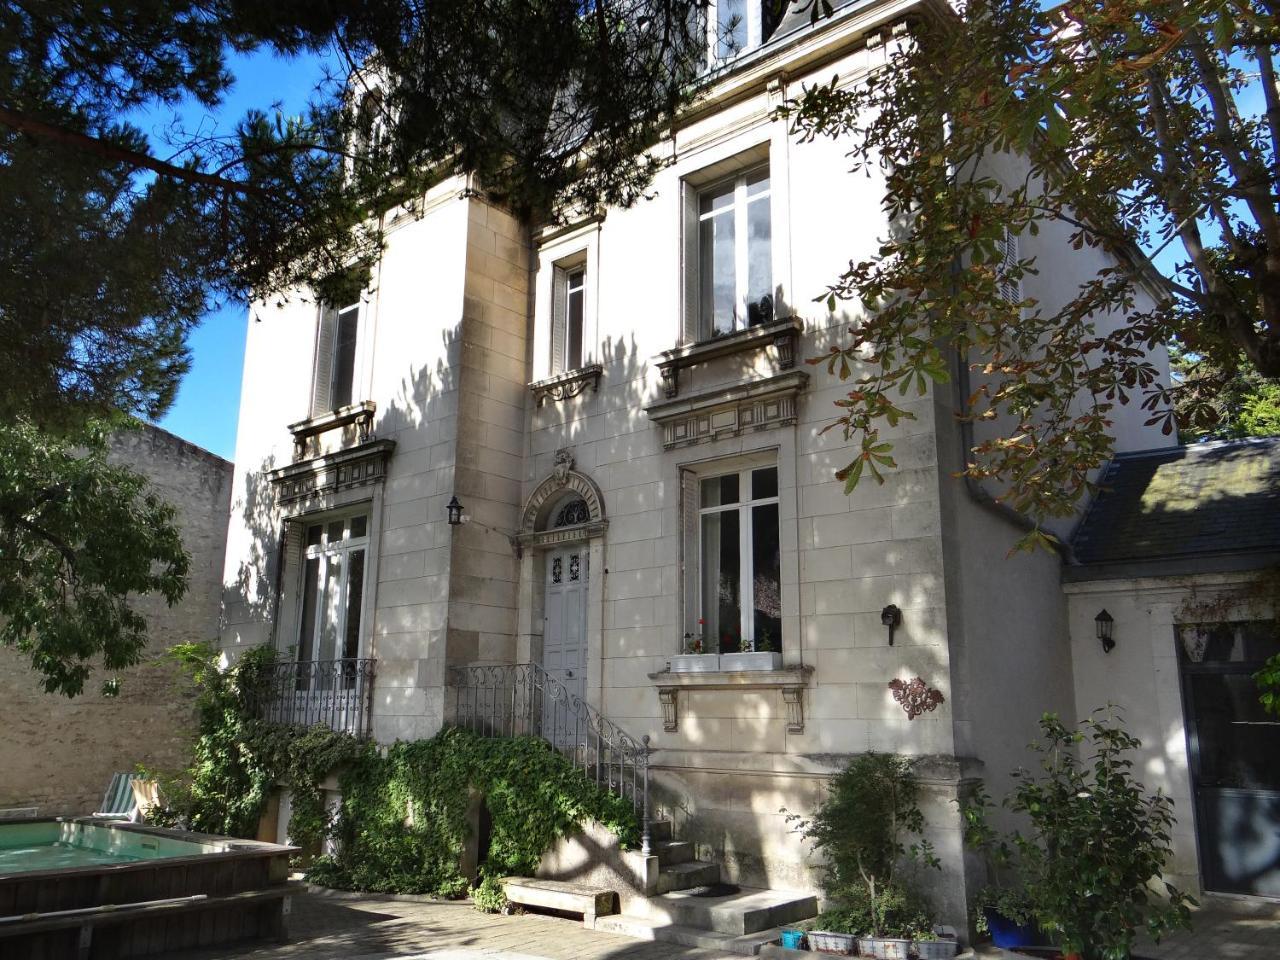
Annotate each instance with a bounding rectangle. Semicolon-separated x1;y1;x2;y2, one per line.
880;604;903;645
1095;609;1115;653
446;495;464;526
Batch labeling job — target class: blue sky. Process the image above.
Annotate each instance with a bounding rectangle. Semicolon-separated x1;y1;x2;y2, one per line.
138;47;334;461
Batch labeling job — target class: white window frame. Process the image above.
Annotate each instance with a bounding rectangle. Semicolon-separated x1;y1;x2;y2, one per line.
296;512;371;667
697;464;781;653
310;300;365;415
696;164;772;339
707;0;764;60
551;258;587;375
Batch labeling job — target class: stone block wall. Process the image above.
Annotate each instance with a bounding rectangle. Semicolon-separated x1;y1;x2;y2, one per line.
0;423;232;815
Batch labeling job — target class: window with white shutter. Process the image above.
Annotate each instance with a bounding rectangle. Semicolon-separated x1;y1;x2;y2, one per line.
310;302;361;416
549;257;586;375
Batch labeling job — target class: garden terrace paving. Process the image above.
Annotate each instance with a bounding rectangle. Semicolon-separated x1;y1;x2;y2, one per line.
165;889;1280;960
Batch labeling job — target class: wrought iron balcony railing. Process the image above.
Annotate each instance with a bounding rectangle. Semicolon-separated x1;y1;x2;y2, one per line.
446;662;652;855
249;658;375;739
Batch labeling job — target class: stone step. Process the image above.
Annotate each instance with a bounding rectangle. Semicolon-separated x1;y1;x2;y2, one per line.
593;915;792;955
653;839;695;867
626;885;817;936
500;877;617;927
656;859;720;893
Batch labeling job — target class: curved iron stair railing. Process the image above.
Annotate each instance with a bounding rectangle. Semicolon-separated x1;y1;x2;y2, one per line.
446;662;652;856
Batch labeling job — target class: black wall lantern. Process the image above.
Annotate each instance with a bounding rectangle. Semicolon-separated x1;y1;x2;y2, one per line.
446;495;464;526
1095;609;1115;653
881;604;902;645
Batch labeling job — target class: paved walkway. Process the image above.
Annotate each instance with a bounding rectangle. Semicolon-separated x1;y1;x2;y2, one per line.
174;889;1279;960
173;889;744;960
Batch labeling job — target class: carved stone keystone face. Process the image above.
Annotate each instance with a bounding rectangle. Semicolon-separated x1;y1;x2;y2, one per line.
553;448;575;486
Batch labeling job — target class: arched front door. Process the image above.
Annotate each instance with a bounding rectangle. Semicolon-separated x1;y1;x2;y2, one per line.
543;546;588;745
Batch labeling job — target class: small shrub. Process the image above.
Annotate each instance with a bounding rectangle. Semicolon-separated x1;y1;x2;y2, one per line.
786;752;938;938
470;873;509;913
967;710;1194;960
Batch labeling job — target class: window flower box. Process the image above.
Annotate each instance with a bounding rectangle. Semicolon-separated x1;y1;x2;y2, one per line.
718;651;783;672
671;654;721;673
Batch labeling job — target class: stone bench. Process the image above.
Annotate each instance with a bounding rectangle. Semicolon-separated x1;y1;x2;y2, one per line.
501;877;617;928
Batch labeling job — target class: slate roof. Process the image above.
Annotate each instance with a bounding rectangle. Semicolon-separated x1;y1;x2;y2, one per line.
1069;437;1280;576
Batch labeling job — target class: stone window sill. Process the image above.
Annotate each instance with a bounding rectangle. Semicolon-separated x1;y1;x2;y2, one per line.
654;316;802;399
287;401;377;461
647;664;813;733
529;364;603;407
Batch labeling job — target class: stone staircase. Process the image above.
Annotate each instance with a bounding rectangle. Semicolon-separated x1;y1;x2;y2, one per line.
592;819;818;956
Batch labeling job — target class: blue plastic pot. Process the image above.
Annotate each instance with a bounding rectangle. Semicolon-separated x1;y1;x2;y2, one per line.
779;929;806;950
983;906;1048;949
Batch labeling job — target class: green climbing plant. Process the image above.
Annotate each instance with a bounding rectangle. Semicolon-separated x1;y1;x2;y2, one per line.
309;727;639;904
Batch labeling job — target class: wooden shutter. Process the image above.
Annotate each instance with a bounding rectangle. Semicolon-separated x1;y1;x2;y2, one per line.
680;469;702;641
550;266;566;375
682;180;702;345
997;228;1021;306
310;305;337;416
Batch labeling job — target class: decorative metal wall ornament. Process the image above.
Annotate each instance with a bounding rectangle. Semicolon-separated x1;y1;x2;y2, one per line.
553;498;590;528
888;677;945;720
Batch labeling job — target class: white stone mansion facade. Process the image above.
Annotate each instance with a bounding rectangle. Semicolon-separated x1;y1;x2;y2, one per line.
216;0;1228;922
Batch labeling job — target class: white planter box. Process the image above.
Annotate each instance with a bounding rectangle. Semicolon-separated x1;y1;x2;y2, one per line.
718;651;783;672
670;654;721;673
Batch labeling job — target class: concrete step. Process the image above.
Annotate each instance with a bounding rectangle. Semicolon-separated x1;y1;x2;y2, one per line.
653;839;695;867
656;860;720;893
625;885;817;936
500;877;617;927
593;915;792;955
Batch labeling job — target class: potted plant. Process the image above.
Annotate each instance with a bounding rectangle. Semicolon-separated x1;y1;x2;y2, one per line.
671;627;719;672
720;626;783;671
785;753;939;960
911;925;960;960
968;710;1196;960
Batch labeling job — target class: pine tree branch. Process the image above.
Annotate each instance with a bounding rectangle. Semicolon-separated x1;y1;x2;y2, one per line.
0;106;266;197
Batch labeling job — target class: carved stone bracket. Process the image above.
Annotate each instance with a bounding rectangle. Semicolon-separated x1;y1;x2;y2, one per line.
888;677;945;720
530;364;603;407
658;689;678;732
648;665;813;733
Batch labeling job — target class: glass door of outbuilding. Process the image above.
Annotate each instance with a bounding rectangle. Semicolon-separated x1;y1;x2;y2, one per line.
1178;621;1280;896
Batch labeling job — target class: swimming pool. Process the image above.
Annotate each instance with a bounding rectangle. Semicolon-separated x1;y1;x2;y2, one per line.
0;818;217;873
0;818;296;960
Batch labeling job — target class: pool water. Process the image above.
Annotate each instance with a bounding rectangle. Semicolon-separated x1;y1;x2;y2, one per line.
0;820;215;875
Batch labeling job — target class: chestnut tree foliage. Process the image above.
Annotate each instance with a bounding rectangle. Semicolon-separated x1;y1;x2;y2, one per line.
791;0;1280;546
1;0;708;692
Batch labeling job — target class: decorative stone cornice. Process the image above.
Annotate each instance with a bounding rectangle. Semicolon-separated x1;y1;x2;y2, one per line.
529;364;603;407
268;438;395;507
644;369;809;449
654;316;801;399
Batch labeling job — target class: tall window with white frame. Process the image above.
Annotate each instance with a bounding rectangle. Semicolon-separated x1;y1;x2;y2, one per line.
297;514;368;689
699;166;772;338
311;302;360;415
550;261;586;374
699;465;781;654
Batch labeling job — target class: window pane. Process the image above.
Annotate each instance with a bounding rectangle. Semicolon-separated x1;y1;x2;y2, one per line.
700;209;736;337
327;520;345;543
746;189;772;326
342;549;365;665
751;503;781;652
702;510;741;653
306;524;322;547
751;466;778;500
699;181;735;215
716;0;747;57
319;556;343;668
349;515;368;539
1188;673;1280;790
746;169;770;196
567;269;585;370
701;473;739;507
297;556;320;671
331;305;359;409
